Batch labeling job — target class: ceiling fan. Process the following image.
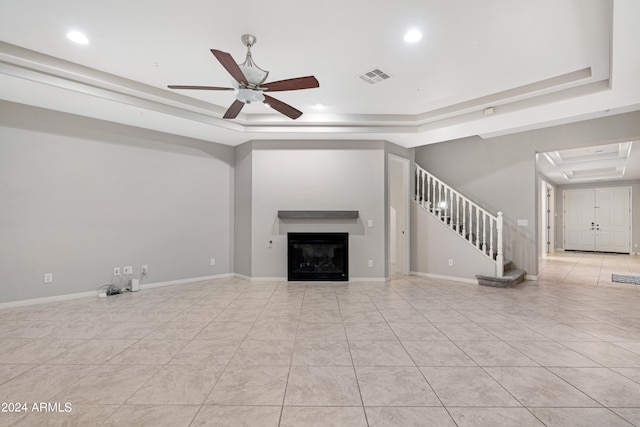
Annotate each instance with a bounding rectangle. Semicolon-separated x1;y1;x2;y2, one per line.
168;34;319;120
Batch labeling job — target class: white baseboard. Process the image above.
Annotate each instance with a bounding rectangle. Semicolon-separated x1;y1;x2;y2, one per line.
140;273;234;290
0;290;98;309
350;277;388;282
233;274;387;283
0;273;234;309
409;271;477;285
409;271;539;284
236;276;287;282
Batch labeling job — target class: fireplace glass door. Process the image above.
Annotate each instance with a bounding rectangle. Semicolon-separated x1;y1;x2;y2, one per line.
287;232;348;281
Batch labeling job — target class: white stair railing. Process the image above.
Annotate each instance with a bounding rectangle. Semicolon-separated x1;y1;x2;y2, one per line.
415;164;504;277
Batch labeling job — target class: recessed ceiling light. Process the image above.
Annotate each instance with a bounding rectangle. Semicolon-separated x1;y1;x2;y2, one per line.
66;31;89;45
313;103;325;110
404;29;422;43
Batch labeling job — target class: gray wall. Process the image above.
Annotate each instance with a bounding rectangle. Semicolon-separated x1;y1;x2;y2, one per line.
415;111;640;275
233;141;253;277
0;100;404;303
0;101;235;303
555;180;640;253
248;140;387;279
411;202;496;280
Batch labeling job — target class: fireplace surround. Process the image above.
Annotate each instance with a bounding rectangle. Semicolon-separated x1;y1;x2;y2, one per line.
287;232;348;281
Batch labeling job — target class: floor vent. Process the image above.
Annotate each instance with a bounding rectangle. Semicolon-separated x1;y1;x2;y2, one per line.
612;274;640;285
358;68;391;85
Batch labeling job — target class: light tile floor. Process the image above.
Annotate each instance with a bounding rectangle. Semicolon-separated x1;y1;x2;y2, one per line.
1;253;640;426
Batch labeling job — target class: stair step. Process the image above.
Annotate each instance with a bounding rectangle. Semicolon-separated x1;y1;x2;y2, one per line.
476;269;526;288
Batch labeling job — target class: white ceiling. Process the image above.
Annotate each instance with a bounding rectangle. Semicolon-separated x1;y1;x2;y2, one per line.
1;0;639;150
538;141;640;184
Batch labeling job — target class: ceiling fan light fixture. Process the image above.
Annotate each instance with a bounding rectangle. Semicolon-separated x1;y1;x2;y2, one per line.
239;61;269;87
236;88;265;104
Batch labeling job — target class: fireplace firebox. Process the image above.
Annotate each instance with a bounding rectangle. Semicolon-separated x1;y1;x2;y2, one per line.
287;232;348;281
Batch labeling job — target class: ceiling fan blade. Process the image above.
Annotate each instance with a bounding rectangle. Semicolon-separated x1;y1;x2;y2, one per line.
263;94;303;120
223;99;245;119
262;76;319;92
211;49;248;86
167;85;234;91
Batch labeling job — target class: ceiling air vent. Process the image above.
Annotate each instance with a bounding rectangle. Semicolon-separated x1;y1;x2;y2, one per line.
358;68;391;85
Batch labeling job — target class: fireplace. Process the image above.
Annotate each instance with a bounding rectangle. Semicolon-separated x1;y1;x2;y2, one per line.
287;232;348;281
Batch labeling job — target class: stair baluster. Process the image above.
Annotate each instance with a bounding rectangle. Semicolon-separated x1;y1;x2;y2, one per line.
446;186;451;229
476;209;479;246
428;174;431;207
469;205;474;246
489;216;494;257
421;171;426;207
496;211;504;277
482;213;487;253
462;199;466;237
455;193;460;232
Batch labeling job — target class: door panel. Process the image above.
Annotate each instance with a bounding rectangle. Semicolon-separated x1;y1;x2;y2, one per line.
595;187;630;252
564;190;596;251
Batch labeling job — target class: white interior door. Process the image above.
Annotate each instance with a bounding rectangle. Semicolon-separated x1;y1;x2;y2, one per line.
388;155;410;276
595;188;631;253
564;188;631;253
564;190;596;251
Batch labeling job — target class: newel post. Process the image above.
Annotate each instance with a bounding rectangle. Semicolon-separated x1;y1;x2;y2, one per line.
496;211;504;277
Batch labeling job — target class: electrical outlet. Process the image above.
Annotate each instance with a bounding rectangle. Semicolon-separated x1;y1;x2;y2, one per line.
142;265;148;275
44;273;53;283
368;259;374;268
123;266;133;275
113;267;121;276
448;259;454;267
367;219;373;228
210;258;216;266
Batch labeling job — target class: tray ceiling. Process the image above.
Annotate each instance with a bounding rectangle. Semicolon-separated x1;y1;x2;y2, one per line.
1;0;639;148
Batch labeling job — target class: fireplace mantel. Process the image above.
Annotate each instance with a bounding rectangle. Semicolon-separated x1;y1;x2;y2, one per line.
278;210;359;220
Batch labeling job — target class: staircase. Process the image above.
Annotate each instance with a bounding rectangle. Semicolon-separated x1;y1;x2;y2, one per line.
415;165;525;287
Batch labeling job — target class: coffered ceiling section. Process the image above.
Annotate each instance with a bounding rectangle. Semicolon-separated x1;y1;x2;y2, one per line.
538;141;640;184
1;0;639;147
